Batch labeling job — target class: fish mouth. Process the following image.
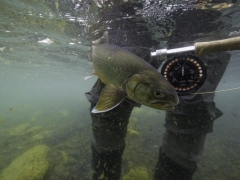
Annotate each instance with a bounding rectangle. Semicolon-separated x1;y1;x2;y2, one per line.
151;97;178;106
150;101;176;111
151;101;167;105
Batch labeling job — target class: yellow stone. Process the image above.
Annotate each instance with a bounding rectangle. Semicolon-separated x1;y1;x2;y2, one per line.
127;128;140;137
9;125;42;137
31;134;44;141
59;109;69;117
26;126;42;134
9;123;30;136
61;151;68;163
0;145;49;180
0;117;4;124
128;117;138;129
123;167;150;180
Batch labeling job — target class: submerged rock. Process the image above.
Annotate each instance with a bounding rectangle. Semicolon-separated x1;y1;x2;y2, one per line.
122;167;150;180
0;145;49;180
8;123;30;136
128;117;138;129
31;134;44;141
61;151;68;163
127;128;140;137
9;124;42;137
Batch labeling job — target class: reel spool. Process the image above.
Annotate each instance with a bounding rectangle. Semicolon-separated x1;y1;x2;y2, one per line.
161;55;207;96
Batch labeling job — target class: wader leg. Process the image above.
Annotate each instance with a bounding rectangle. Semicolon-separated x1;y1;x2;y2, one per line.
154;129;205;180
90;100;134;180
92;144;125;180
154;147;196;180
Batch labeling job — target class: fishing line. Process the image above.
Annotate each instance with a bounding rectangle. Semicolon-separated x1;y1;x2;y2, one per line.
190;86;240;95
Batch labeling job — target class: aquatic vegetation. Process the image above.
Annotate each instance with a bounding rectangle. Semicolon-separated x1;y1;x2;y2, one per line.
0;145;49;180
122;167;150;180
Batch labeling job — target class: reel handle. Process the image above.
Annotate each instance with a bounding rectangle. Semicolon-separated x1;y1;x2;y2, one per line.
195;36;240;56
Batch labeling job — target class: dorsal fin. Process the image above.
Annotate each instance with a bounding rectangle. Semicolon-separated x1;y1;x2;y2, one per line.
92;31;110;44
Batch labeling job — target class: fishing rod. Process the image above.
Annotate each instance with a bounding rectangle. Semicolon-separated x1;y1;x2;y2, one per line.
151;36;240;96
151;36;240;56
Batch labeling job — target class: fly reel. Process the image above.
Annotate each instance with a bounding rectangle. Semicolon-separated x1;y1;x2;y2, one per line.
161;55;207;96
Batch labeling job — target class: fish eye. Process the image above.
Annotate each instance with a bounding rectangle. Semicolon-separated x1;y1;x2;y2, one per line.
153;89;165;98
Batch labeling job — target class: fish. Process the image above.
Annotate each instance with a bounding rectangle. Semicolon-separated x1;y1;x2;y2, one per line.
89;32;179;113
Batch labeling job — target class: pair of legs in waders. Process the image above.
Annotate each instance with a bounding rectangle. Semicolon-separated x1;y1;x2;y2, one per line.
85;80;209;180
85;52;230;180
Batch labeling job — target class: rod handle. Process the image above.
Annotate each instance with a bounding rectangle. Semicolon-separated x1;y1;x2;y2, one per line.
195;36;240;56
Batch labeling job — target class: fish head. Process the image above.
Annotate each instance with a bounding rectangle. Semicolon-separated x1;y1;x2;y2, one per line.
125;71;179;111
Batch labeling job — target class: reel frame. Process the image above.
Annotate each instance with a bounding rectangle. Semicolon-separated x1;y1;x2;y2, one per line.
160;55;207;96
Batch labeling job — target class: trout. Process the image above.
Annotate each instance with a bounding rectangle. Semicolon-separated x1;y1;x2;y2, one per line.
90;32;179;113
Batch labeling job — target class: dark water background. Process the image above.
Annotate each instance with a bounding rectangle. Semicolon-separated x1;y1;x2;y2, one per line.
0;0;240;179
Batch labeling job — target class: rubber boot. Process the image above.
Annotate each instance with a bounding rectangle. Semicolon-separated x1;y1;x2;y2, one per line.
154;147;196;180
92;145;124;180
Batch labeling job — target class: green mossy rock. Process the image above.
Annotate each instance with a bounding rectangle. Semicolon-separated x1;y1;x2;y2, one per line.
127;128;140;137
123;167;150;180
0;145;49;180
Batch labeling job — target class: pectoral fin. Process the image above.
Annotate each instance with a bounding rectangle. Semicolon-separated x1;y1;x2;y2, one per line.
91;85;125;113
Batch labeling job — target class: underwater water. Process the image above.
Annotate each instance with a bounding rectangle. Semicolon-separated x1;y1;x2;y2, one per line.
0;0;240;180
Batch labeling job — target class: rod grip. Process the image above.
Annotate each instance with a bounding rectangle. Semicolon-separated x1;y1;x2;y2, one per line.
195;36;240;56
